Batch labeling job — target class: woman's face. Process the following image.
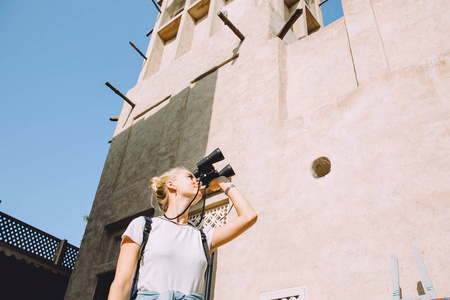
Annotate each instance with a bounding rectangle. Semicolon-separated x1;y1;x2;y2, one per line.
172;169;202;199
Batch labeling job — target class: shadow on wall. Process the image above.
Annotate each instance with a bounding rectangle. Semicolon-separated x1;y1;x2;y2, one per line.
99;70;219;214
82;71;219;300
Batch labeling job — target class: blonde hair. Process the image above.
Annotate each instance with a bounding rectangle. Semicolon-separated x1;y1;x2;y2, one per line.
149;167;187;212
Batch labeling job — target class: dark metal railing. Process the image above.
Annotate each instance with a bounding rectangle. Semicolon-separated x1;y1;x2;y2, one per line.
0;211;79;269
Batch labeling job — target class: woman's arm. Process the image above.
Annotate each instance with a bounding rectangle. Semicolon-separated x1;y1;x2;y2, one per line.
108;236;140;300
208;176;257;251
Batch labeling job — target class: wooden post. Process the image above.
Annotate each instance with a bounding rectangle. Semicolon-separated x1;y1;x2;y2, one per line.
105;82;136;108
54;239;68;266
217;11;245;41
129;41;148;60
277;8;303;40
191;53;239;84
151;0;161;13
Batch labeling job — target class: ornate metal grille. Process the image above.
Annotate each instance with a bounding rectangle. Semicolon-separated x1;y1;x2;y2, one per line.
0;211;78;269
61;244;79;269
188;202;230;228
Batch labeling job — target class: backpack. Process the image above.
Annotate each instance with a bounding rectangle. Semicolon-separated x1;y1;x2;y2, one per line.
128;217;213;300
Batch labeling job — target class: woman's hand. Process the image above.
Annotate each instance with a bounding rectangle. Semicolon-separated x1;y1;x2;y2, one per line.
207;176;230;192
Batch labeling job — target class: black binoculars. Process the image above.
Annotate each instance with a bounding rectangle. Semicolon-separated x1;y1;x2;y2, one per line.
193;148;235;186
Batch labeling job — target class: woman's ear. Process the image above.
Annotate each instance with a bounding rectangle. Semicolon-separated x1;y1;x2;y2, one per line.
166;180;175;191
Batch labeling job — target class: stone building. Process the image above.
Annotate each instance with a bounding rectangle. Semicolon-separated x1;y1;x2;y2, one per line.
65;0;450;299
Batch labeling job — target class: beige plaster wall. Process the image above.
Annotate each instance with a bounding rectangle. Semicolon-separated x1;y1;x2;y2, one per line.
253;52;450;300
372;0;450;71
286;18;357;116
66;0;450;299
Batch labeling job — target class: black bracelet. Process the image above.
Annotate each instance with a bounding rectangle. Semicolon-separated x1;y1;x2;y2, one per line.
224;184;235;196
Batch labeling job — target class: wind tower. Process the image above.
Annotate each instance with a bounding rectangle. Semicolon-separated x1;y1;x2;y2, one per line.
66;0;450;299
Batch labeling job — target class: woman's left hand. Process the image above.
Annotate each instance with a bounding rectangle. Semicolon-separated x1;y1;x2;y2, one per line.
207;176;230;192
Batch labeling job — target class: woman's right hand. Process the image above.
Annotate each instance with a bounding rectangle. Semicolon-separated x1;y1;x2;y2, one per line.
209;178;257;251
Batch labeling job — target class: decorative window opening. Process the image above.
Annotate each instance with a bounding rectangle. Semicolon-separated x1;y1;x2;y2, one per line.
158;14;182;43
260;286;308;300
162;0;187;25
285;0;299;9
173;0;210;58
145;10;182;77
312;156;331;178
188;0;210;23
305;3;320;34
156;13;182;69
283;0;322;40
188;202;230;228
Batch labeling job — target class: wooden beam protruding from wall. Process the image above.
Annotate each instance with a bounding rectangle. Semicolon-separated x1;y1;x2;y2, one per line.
105;82;136;108
277;8;303;40
217;11;245;41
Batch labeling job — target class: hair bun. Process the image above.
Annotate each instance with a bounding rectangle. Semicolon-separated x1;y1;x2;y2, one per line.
149;167;186;213
150;177;164;198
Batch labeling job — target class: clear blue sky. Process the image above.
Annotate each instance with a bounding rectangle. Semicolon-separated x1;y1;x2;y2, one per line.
0;0;343;247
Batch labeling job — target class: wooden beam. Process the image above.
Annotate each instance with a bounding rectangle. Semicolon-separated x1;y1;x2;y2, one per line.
277;8;303;40
191;53;239;84
105;82;136;108
133;95;172;120
217;11;245;41
53;239;68;266
129;41;147;60
151;0;161;13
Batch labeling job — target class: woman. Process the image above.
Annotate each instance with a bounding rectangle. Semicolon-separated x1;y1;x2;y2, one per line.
108;167;257;300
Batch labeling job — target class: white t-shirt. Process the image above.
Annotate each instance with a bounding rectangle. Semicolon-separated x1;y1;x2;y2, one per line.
122;216;215;295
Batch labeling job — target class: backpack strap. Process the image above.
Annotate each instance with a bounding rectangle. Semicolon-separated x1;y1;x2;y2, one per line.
139;217;152;260
128;217;152;300
200;229;213;300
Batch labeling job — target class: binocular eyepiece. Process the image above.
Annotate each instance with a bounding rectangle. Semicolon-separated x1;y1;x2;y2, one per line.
193;148;235;186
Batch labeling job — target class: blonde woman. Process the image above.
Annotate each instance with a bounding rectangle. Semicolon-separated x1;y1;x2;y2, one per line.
108;167;257;300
